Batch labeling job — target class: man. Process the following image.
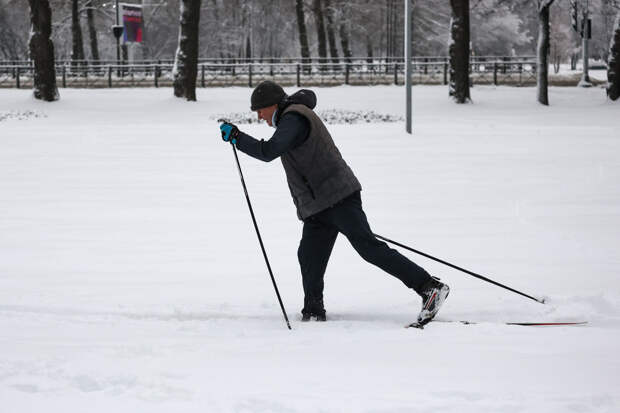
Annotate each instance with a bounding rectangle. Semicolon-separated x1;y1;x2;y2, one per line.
219;80;449;325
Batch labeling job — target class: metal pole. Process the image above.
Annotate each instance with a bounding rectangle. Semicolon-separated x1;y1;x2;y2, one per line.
404;0;412;134
373;233;545;304
579;0;592;87
230;144;292;330
115;0;121;77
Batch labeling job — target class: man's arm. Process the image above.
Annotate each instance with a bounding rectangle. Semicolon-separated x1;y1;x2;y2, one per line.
236;113;310;162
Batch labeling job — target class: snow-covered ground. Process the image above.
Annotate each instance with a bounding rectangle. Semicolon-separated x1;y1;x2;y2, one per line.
1;85;619;412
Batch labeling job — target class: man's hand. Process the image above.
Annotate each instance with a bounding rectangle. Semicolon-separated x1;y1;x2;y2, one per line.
220;122;240;144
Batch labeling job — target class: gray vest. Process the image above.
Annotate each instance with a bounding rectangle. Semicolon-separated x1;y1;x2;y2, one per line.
280;104;362;220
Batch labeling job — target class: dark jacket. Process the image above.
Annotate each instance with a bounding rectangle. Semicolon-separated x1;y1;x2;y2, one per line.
237;90;361;220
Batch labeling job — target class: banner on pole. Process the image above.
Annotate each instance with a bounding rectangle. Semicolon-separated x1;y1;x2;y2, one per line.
120;3;143;43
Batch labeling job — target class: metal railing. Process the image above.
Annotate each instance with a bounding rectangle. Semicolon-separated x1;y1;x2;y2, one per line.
0;56;539;89
0;55;536;67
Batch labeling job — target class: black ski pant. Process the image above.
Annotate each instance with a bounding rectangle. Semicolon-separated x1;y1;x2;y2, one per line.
297;191;432;303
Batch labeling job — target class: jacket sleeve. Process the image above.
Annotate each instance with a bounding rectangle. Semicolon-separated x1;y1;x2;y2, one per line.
235;113;310;162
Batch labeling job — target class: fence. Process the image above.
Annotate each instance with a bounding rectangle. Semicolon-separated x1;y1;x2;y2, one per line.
0;56;538;89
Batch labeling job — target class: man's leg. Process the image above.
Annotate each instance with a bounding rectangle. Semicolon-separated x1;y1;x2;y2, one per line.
297;217;339;318
322;192;432;294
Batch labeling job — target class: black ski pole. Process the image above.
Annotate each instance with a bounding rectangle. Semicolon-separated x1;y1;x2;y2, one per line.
230;144;292;329
373;233;545;304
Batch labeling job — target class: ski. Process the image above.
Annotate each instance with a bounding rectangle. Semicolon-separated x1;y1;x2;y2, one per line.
406;320;588;329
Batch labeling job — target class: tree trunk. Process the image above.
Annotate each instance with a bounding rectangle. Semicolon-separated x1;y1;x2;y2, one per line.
246;35;251;60
386;0;399;57
173;0;202;101
386;0;392;57
313;0;328;67
537;0;554;106
71;0;85;68
323;0;339;64
366;35;374;65
339;23;352;64
0;7;23;60
28;0;58;101
86;0;99;63
449;0;471;103
295;0;311;66
607;11;620;101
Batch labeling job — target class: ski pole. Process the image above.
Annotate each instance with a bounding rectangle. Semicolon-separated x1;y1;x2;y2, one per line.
230;143;292;330
373;233;545;304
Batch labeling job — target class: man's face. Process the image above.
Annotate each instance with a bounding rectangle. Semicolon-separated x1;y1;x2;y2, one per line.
256;104;278;127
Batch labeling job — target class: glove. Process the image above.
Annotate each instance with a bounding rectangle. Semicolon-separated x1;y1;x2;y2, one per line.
220;122;240;144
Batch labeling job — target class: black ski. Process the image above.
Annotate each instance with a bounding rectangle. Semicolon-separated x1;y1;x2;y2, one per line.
406;320;588;329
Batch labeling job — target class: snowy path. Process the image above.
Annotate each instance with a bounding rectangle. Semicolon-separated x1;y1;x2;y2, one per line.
1;86;619;412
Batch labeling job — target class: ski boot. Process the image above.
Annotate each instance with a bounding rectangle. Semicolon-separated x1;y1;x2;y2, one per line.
416;276;450;327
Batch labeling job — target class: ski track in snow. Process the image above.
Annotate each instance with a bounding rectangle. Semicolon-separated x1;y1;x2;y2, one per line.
1;86;619;412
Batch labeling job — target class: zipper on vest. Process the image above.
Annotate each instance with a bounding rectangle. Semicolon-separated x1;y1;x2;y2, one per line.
302;176;316;200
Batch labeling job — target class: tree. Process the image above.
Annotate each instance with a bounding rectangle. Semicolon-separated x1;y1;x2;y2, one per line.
173;0;202;101
141;0;181;60
70;0;85;67
324;0;340;64
0;0;29;60
537;0;555;106
470;0;531;56
549;4;573;74
28;0;59;101
296;0;311;63
338;0;353;63
386;0;398;57
608;11;620;100
85;0;100;63
449;0;471;103
313;0;328;65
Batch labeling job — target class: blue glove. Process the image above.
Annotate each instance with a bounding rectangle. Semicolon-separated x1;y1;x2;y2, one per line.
220;122;240;144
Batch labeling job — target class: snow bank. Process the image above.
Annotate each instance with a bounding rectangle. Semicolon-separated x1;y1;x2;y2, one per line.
1;85;619;412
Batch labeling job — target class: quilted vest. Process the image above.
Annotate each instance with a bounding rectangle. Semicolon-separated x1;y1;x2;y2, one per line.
280;104;362;220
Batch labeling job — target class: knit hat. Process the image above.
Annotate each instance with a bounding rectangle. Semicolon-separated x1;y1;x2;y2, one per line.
250;81;287;111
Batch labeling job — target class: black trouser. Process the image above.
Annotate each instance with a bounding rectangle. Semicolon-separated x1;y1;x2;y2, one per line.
297;191;432;304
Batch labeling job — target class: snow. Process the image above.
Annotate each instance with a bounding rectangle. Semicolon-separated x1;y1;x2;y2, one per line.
1;85;619;412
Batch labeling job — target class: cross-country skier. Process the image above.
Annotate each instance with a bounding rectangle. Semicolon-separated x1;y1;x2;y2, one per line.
219;80;449;325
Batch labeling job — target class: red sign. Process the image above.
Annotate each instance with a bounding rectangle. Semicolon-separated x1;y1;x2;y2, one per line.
121;4;143;43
